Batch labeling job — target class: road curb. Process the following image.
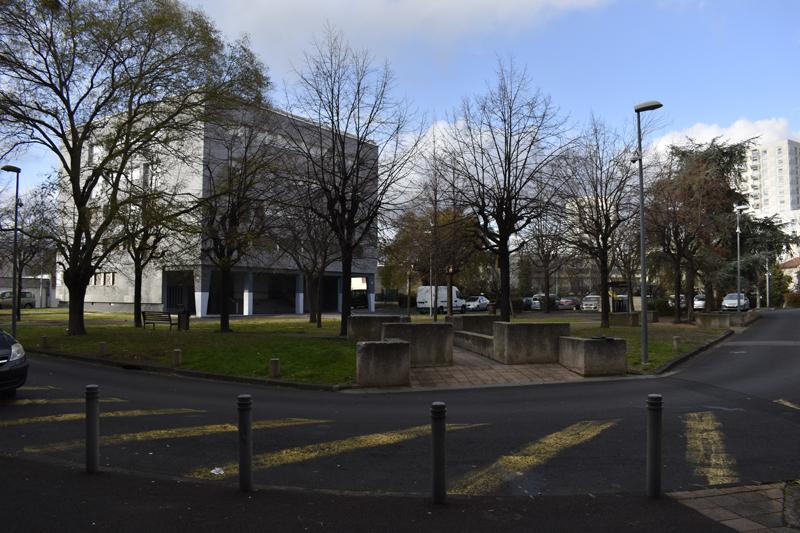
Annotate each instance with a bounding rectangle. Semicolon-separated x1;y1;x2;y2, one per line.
653;329;734;374
26;349;353;392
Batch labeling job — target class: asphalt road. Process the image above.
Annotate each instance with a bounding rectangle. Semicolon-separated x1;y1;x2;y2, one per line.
2;309;799;530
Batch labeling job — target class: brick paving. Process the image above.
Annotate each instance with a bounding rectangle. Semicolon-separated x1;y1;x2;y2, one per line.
409;346;582;389
670;483;799;531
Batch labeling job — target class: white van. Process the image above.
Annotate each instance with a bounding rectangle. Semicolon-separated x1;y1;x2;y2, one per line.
416;286;467;314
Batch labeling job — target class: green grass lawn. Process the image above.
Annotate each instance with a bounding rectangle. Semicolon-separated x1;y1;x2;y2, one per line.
2;308;727;382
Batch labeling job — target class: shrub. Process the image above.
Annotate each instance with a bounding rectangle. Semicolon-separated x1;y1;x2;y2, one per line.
783;292;800;308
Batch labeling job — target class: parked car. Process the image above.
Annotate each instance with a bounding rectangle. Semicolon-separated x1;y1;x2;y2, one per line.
721;293;750;311
693;294;706;311
558;295;581;310
581;294;601;311
527;293;557;311
350;289;368;309
667;294;687;309
0;331;27;398
522;295;535;310
465;295;490;312
0;290;36;309
416;286;467;313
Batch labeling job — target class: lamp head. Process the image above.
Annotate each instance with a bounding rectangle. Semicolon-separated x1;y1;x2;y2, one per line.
634;101;663;113
1;164;21;173
734;204;748;212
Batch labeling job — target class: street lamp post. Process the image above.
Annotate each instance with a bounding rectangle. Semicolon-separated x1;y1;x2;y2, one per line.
634;101;663;366
765;257;771;308
1;164;21;339
734;205;748;314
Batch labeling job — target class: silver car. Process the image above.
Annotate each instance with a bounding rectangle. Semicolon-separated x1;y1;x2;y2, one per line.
581;295;601;311
721;293;749;311
0;290;36;309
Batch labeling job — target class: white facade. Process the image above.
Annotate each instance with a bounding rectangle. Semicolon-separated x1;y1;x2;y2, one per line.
741;138;800;234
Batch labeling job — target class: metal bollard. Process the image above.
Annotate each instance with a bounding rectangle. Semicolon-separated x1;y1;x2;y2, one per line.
98;342;107;356
86;384;100;473
431;401;447;504
238;394;253;492
672;336;680;352
40;336;48;349
172;349;182;367
269;358;280;379
646;394;663;498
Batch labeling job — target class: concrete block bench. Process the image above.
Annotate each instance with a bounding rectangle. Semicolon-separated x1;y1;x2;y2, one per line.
609;311;659;326
381;322;453;366
694;313;731;328
447;315;500;336
356;339;410;387
558;336;627;376
348;314;411;341
453;330;494;358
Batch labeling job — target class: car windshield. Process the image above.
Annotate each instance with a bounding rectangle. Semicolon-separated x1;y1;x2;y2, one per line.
723;293;744;299
695;295;705;300
466;296;478;302
584;296;599;301
0;291;11;299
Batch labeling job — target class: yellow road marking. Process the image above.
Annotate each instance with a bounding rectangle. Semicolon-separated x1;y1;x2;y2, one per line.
684;411;739;485
450;420;617;496
188;423;486;480
18;386;59;391
0;408;204;427
24;418;329;454
8;398;126;406
775;399;800;411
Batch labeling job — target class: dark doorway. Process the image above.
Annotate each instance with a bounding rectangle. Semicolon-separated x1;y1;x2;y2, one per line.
164;270;195;314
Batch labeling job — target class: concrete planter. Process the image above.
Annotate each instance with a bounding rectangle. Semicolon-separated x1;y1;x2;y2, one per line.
356;339;410;387
348;314;411;341
694;313;731;328
491;322;570;364
558;336;627;376
381;322;453;366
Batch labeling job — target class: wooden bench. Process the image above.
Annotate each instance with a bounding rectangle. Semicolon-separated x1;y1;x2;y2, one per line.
141;311;175;330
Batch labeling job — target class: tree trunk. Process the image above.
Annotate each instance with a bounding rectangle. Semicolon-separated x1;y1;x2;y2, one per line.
306;276;315;324
447;272;453;316
219;265;232;333
498;240;512;321
66;276;88;336
599;255;610;328
16;261;23;321
673;258;682;323
339;247;353;337
316;273;324;328
705;279;715;312
627;274;635;313
133;261;143;327
684;260;695;322
543;262;551;314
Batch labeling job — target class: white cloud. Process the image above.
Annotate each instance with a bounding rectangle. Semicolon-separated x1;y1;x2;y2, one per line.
652;117;800;153
189;0;609;78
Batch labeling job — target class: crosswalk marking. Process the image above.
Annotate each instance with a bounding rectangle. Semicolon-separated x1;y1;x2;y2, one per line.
774;399;800;411
684;411;739;485
0;408;204;427
188;423;486;480
23;418;329;453
9;398;126;406
450;420;617;496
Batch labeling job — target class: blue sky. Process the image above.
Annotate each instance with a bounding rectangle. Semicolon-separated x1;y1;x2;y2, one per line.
6;0;800;190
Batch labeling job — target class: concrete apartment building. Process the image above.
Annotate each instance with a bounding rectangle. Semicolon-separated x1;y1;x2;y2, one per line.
54;108;378;317
741;138;800;234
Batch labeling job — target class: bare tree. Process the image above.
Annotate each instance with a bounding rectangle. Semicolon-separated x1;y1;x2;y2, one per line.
268;192;339;328
447;60;568;321
612;217;640;314
0;0;266;334
523;210;566;313
562;117;637;328
283;27;418;336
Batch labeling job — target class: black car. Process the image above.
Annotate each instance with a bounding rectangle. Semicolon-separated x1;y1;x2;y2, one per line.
0;331;27;398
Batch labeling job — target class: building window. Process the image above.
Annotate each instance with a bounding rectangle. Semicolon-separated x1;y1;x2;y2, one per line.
92;272;116;286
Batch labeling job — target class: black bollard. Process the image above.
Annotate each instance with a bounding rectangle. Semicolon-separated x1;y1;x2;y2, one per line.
647;394;663;498
431;401;446;504
238;394;253;492
85;384;100;473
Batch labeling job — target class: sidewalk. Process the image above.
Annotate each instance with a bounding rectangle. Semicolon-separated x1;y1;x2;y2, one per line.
671;483;800;531
410;346;582;389
3;456;730;532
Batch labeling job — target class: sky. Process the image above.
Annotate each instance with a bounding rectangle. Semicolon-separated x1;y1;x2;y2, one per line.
6;0;800;190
